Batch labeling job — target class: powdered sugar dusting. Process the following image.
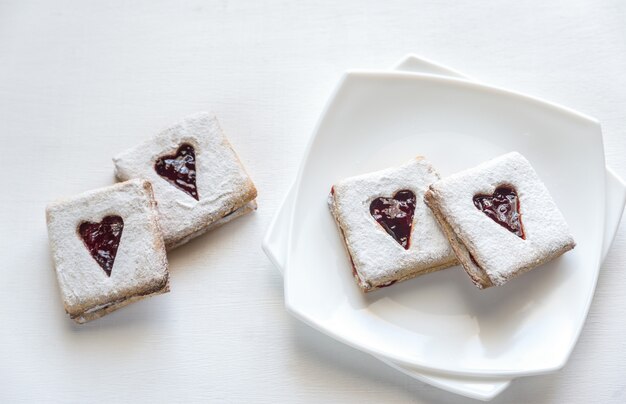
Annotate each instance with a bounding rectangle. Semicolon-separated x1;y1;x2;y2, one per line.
46;179;169;322
329;157;456;290
113;113;257;248
428;152;575;286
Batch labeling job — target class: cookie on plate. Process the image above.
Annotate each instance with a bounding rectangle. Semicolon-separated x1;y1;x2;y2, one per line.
328;157;457;292
113;113;257;248
46;179;169;324
424;152;576;289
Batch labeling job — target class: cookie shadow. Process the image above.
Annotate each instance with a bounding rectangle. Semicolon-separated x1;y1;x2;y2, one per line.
360;254;568;359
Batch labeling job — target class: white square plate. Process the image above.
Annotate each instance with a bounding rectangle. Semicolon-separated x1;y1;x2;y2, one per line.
264;55;626;399
284;65;607;377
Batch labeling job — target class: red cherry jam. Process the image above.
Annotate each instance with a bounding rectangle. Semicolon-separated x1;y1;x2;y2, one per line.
473;186;525;239
369;190;416;249
154;143;199;200
78;215;124;277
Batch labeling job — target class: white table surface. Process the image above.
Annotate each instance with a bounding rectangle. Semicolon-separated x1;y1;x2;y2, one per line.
1;1;625;402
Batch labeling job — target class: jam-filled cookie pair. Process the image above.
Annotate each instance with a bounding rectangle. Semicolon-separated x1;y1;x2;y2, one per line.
46;113;257;323
329;152;575;292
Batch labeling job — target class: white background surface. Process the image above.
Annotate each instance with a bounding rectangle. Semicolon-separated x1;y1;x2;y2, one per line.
1;1;625;402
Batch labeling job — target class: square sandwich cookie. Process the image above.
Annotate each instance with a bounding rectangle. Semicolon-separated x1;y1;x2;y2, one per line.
46;179;169;324
328;157;457;292
113;113;257;249
424;152;576;289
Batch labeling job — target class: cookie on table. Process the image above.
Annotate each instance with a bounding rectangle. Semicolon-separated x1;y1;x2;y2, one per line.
46;179;169;324
113;113;257;249
424;152;576;289
328;157;457;292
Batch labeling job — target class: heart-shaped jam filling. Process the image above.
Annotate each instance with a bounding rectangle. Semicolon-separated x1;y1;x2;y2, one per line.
78;215;124;277
370;190;416;249
154;143;199;200
473;185;525;239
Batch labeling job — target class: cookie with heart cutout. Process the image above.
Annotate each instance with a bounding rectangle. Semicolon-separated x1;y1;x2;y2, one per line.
113;113;257;249
46;179;169;324
424;152;576;289
328;157;457;292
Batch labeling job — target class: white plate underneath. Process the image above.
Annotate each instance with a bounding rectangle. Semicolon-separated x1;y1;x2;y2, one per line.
285;65;607;377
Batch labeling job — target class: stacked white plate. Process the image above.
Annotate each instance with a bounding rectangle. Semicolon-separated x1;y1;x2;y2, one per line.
263;55;626;401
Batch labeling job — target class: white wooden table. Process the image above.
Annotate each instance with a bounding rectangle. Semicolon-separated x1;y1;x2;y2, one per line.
1;1;625;402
